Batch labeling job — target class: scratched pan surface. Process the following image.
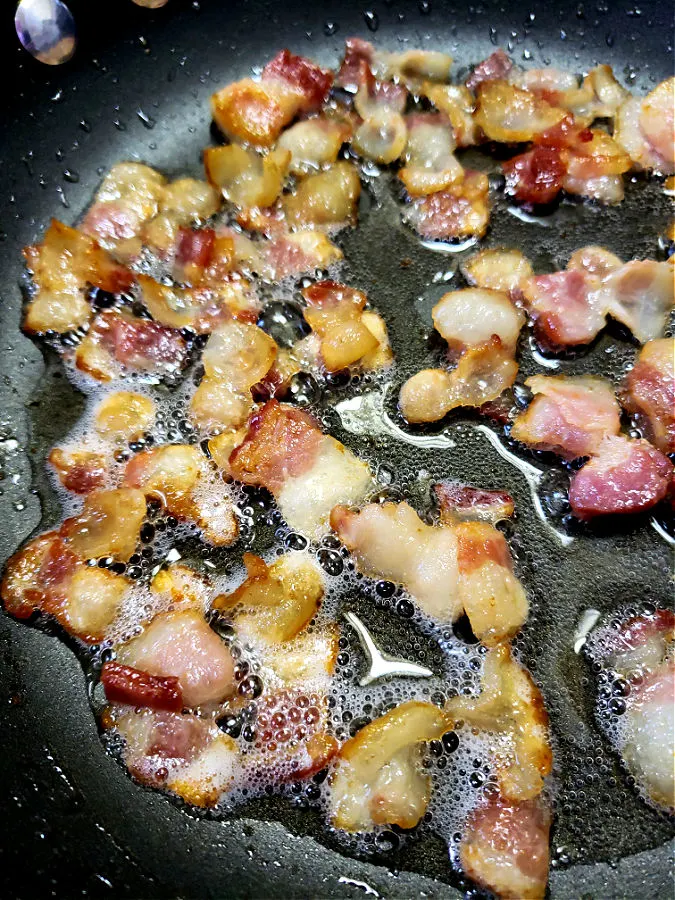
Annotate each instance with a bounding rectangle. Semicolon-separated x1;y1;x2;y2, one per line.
0;0;673;896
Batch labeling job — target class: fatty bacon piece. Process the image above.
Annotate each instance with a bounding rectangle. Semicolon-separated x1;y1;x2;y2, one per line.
522;247;674;349
446;643;552;802
211;50;333;147
422;83;478;147
398;114;464;196
283;162;361;230
301;280;392;372
404;170;490;241
399;337;519;424
75;309;187;382
1;529;131;642
189;321;277;432
229;401;374;539
433;481;515;526
569;435;673;519
461;248;533;301
203;144;291;209
139;273;259;332
475;80;567;143
23;220;133;334
510;375;621;460
432;287;524;354
214;551;324;646
466;49;513;92
111;707;239;807
621;338;675;455
329;701;448;831
336;37;452;94
615;77;675;176
461;796;552;900
352;76;408;165
277;116;353;174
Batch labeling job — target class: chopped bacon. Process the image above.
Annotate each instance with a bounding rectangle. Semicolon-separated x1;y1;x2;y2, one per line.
277;117;353;174
422;83;478;147
461;248;533;300
511;375;621;460
263;626;339;688
211;81;298;148
262;49;334;111
398;114;463;196
94;391;156;441
203;145;290;209
101;661;183;712
569;435;673;519
48;447;107;494
140;275;258;332
596;609;675;676
621;338;675;454
336;37;374;91
503;146;566;205
352;109;408;165
354;78;408;119
599;260;674;344
509;67;580;106
475;80;566;143
466;49;513;92
399;337;518;424
331;501;462;622
405;170;490;240
171;229;236;288
522;267;604;349
374;49;453;92
262;230;344;279
329;701;448;831
231;401;373;538
432;287;524;353
174;226;216;270
461;797;551;900
61;487;147;561
434;482;515;526
22;220;133;334
116;608;236;708
637;77;675;173
283;161;361;229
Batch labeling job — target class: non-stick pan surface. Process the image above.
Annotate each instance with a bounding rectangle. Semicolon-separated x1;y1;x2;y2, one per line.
0;1;673;897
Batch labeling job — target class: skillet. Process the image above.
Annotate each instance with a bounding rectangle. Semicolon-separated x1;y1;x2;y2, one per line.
0;0;673;896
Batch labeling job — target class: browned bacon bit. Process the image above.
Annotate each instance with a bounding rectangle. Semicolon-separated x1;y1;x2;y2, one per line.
48;447;108;494
1;530;77;620
75;310;188;381
475;81;566;143
262;49;334;111
23;220;133;334
203;144;291;210
621;338;675;455
569;435;673;519
101;661;184;712
434;482;515;525
283;161;361;229
511;375;622;460
461;796;551;900
465;49;513;92
503;146;567;206
461;248;533;301
61;487;147;562
405;170;490;241
302;280;383;371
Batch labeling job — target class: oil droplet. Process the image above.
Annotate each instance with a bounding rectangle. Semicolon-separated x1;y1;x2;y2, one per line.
363;10;379;32
137;108;156;129
324;21;339;36
63;169;79;183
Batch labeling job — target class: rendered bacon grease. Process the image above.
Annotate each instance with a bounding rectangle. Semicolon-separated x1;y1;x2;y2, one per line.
3;39;675;900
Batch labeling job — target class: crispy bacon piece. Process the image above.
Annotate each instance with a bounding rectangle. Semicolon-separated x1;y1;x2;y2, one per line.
23;220;133;334
75;310;187;382
434;482;515;525
124;444;238;545
331;501;462;622
230;401;373;538
302;281;388;371
329;701;448;832
48;447;108;494
511;375;621;460
214;551;324;645
204;145;290;209
503;146;566;205
283;162;361;229
466;49;513;92
262;49;334;110
94;391;156;441
140;275;258;332
352;108;407;165
475;80;566;143
405;170;490;240
446;643;552;801
422;83;478;147
101;661;183;712
432;287;524;353
461;248;533;300
398;114;463;196
116;608;236;707
140;178;222;262
62;487;147;562
277;117;352;174
621;339;675;454
461;797;551;900
399;337;519;424
569;435;673;519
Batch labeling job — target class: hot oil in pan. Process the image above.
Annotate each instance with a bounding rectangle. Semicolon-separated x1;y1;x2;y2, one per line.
24;151;675;888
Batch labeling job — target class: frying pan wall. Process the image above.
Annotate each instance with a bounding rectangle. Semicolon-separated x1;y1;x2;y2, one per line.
0;1;673;896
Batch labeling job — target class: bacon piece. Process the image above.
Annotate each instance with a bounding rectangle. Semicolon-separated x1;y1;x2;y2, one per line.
22;220;133;334
140;178;222;261
597;609;675;677
374;49;453;92
124;444;238;546
522;268;604;349
434;482;515;525
432;287;524;353
171;228;237;288
446;643;552;801
302;281;386;371
329;701;448;831
262;49;333;110
405;170;489;240
204;145;290;209
509;67;579;106
398;114;463;196
399;337;518;424
422;83;478;147
331;501;461;621
75;310;187;382
214;551;324;645
283;162;361;229
231;401;373;539
116;608;236;707
336;38;375;91
569;435;673;519
354;78;408;120
475;81;566;143
263;625;339;687
352;109;408;165
140;275;258;332
461;797;551;900
94;391;156;441
638;77;675;172
48;447;107;494
466;49;513;92
62;487;146;561
277;117;352;174
599;260;674;344
511;375;621;460
545;64;629;126
262;230;344;279
101;661;183;712
621;339;675;454
503;146;566;205
461;248;533;300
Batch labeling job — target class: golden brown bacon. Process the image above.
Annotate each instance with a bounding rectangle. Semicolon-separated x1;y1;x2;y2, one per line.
461;248;533;300
203;144;291;209
283;161;361;229
404;169;490;241
621;339;675;455
615;77;675;176
48;447;108;494
398;113;463;196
